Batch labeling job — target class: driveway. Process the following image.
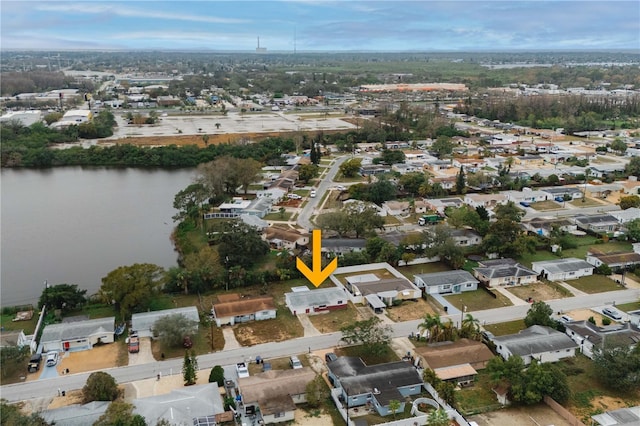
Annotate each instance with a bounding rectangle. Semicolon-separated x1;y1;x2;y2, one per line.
297;314;322;337
128;337;155;366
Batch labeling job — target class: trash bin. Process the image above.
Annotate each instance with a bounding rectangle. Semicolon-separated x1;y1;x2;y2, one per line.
444;306;448;313
61;391;66;397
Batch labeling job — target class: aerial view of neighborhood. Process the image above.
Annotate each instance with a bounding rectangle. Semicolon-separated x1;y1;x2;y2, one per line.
1;2;640;426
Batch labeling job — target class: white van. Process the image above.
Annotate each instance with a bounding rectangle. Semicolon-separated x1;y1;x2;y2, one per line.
310;190;317;198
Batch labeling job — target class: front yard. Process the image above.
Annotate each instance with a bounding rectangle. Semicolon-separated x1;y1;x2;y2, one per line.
444;289;513;312
234;305;304;345
386;298;439;322
507;281;571;301
307;302;364;333
567;275;624;294
530;200;562;211
483;319;526;336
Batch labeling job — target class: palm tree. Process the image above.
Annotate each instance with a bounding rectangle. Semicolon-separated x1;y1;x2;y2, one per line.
441;319;456;341
461;313;480;339
418;313;443;343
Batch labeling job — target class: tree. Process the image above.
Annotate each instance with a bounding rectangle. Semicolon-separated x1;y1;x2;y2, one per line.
340;317;392;356
38;283;87;312
388;399;401;419
626;156;640;176
172;183;207;223
183;350;198;386
398;172;426;197
93;401;146;426
298;164;319;184
486;355;525;389
482;219;535;258
152;313;199;348
455;165;466;195
423;225;465;269
593;342;640;392
460;313;481;339
305;375;330;408
418;313;445;343
202;134;209;147
209;365;225;386
431;135;454;158
366;178;396;205
0;400;49;426
610;138;628;155
524;301;557;328
233;157;263;194
0;346;29;378
99;263;166;319
426;408;449;426
181;246;223;294
83;371;119;403
436;381;457;407
378;149;405;165
626;218;640;242
217;222;270;269
619;195;640;210
339;158;362;178
493;201;525;222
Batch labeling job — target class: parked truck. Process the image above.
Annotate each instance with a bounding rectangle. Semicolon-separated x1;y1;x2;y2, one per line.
418;214;444;226
128;332;140;353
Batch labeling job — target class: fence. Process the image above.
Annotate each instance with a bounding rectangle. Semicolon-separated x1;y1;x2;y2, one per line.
543;396;587;426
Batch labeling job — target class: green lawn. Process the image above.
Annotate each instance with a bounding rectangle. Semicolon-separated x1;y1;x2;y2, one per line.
336;343;399;366
0;313;39;335
444;289;513;312
457;369;503;415
616;301;640;312
383;215;401;225
568;275;625;294
569;198;605;208
483;319;526;336
530;200;562;211
307;302;363;333
396;262;452;280
263;211;293;221
517;238;632;269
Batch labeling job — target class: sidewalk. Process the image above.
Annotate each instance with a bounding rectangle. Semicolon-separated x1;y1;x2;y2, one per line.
557;281;587;296
430;293;461;315
493;287;529;306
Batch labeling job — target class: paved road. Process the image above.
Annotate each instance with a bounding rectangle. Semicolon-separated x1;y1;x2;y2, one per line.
3;287;638;403
297;155;350;231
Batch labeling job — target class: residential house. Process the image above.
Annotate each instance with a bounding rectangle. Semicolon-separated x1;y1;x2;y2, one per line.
463;193;507;210
263;227;309;250
360;164;391;176
490;134;519;145
131;307;199;338
426;160;453;172
473;258;538;287
414;270;479;295
620;176;640;195
347;277;421;310
382;200;411;216
327;357;423;416
211;294;276;327
430;176;456;191
586;251;640;271
424;198;464;215
610;208;640;224
414;339;494;385
521;217;576;238
493;325;578;365
531;258;594;281
575;214;620;233
584;183;623;199
40;317;115;352
565;321;640;359
239;214;269;231
239;368;316;424
514;155;544;167
503;188;550;204
450;228;483;247
42;401;110;426
541;187;583;200
321;238;367;256
392;163;421;174
284;287;348;315
413;199;430;214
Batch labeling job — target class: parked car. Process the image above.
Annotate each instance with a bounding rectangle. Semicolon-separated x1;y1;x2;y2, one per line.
602;307;623;321
287;193;302;200
183;336;193;349
236;362;249;378
45;351;59;367
325;352;337;363
481;331;494;343
28;353;42;373
310;190;317;198
560;315;574;323
289;355;303;369
128;333;140;353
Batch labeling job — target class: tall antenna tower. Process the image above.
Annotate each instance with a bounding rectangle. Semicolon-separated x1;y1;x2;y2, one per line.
256;36;267;53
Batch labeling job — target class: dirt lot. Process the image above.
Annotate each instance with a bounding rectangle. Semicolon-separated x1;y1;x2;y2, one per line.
563;308;606;323
386;298;438;322
507;282;568;302
468;403;572;426
55;344;121;376
101;131;285;147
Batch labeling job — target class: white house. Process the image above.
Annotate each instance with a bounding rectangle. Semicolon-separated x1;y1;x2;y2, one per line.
131;307;199;338
284;287;348;315
62;109;93;123
493;325;578;365
565;321;640;359
414;270;479;295
211;294;276;327
586;251;640;270
473;258;538;287
463;193;507;209
531;258;594;281
40;317;115;352
382;200;411;216
503;188;550;204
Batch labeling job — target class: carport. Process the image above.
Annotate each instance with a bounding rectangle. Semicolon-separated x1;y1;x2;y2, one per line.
365;294;386;314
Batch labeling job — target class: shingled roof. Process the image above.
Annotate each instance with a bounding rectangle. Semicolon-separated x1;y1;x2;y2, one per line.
212;296;276;318
414;339;494;370
239;368;315;415
493;325;578;356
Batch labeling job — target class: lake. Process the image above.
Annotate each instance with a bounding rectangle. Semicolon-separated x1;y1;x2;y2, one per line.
1;167;195;307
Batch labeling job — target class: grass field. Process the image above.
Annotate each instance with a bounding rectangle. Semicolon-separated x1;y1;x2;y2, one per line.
507;281;571;301
483;319;527;336
569;198;606;208
307;302;364;333
568;275;624;294
396;262;452;280
444;289;513;312
457;370;504;415
616;301;640;312
263;211;293;221
530;200;562;211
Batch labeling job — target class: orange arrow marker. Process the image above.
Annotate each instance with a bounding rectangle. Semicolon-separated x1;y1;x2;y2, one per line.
296;229;338;287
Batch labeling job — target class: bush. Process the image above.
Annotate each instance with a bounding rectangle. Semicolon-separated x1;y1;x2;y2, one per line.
595;264;612;275
83;371;119;403
588;316;596;324
209;365;225;386
602;317;611;326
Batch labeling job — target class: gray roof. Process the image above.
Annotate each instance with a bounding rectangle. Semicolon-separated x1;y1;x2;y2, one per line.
239;214;268;229
42;401;109;426
592;406;640;426
40;317;115;343
329;358;423;406
285;287;346;312
494;325;578;356
322;238;367;249
575;214;619;225
565;321;640;347
478;258;518;267
532;258;593;274
474;262;537;280
133;383;224;426
131;307;199;333
352;278;418;296
541;187;583;196
414;270;478;287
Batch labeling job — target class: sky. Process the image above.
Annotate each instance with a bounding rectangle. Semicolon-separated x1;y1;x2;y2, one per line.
1;1;639;52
